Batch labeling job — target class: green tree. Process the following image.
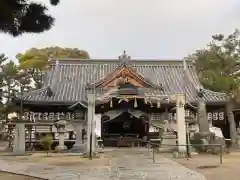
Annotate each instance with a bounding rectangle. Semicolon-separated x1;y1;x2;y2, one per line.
0;55;6;121
0;54;31;121
193;29;240;146
17;46;90;89
40;135;53;156
0;0;60;37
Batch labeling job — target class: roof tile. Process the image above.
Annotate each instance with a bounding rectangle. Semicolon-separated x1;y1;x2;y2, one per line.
18;58;227;104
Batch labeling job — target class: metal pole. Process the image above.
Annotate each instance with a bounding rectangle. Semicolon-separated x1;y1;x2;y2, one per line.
20;86;24;121
152;146;155;163
88;93;93;159
93;65;95;152
89;132;92;159
220;145;223;164
148;141;150;153
185;122;191;157
19;86;24;151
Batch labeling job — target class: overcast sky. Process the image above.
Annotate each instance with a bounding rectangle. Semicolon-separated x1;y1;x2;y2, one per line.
0;0;239;60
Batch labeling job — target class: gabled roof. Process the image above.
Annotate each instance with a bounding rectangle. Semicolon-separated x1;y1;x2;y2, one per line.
13;53;227;106
86;54;161;89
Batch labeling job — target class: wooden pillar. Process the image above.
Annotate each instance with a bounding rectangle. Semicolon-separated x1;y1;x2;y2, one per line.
101;116;104;140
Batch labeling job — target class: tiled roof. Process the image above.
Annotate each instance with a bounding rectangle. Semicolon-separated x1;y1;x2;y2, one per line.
15;57;227;105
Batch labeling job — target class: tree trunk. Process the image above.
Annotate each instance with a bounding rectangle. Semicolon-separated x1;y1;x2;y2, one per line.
226;100;237;146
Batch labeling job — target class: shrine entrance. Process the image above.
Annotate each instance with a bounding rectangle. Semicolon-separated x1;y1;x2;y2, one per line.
101;110;149;147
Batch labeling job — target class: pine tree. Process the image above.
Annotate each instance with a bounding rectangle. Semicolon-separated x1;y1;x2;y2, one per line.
194;29;240;146
0;0;60;36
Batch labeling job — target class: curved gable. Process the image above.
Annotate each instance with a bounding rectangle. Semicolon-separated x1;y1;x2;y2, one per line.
94;65;158;89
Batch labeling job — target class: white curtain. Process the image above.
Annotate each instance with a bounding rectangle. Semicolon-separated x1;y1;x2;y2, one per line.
95;114;101;137
127;109;147;119
103;109;147;120
101;109;150;134
103;109;125;120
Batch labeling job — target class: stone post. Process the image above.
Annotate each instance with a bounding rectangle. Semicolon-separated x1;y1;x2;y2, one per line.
194;89;213;150
71;120;85;153
197;91;209;132
87;93;96;154
13;121;26;155
92;115;96;153
176;94;187;153
55;120;67;151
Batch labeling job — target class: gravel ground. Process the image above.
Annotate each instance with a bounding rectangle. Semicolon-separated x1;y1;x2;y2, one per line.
166;152;240;180
0;171;42;180
0;149;207;180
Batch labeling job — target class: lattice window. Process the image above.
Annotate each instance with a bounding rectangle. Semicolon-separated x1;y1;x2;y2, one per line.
150;113;161;121
173;113;177;121
185;110;190;117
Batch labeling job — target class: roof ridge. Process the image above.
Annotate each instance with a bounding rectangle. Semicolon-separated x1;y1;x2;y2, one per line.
202;89;226;95
50;58;185;61
21;86;48;97
49;58;192;65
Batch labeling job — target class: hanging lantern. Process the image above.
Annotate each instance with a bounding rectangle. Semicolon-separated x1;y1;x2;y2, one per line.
150;100;153;107
144;98;147;104
134;98;138;108
110;98;113;108
157;100;161;108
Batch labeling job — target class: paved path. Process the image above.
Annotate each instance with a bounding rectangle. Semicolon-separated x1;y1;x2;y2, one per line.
0;149;207;180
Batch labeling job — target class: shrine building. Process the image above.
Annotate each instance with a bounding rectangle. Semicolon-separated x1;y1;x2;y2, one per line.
12;52;229;153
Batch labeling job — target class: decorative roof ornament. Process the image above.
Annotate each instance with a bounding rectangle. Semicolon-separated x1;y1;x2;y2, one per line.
197;88;204;98
118;50;131;63
110;98;113;108
177;99;184;108
46;86;53;97
134;98;138;108
69;101;87;109
144;98;147;104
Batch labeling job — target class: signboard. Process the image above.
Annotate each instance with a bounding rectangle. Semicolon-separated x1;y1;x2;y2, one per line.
17;112;82;121
207;110;226;125
207;111;225;121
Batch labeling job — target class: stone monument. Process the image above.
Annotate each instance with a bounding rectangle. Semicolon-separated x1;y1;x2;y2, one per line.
192;89;213;152
13;120;26;155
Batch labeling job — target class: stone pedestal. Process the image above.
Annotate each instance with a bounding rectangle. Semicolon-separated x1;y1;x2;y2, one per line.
71;121;85;153
159;133;177;152
55;132;67;151
13;121;26;155
176;94;187;153
55;120;67;152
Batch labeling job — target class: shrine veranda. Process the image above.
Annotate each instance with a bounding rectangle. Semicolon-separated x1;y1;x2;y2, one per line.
10;52;232;153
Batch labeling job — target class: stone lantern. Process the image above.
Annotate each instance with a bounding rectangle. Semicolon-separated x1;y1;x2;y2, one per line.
55;119;67;151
